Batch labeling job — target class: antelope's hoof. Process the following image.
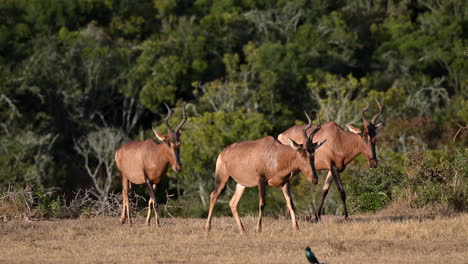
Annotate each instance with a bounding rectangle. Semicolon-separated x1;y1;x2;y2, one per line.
314;216;321;223
312;177;319;185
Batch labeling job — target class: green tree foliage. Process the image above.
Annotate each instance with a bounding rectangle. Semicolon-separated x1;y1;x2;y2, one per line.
0;93;57;187
0;0;466;217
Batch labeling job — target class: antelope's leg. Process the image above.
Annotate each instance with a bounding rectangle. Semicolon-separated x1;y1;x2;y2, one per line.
205;178;227;232
145;178;160;226
316;170;333;221
331;165;348;220
256;180;266;233
145;196;153;225
151;184;159;226
282;182;299;231
120;176;131;225
229;183;246;234
120;177;127;224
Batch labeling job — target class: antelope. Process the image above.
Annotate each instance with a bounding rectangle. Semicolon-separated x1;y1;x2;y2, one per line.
115;104;187;226
278;99;383;221
205;113;326;234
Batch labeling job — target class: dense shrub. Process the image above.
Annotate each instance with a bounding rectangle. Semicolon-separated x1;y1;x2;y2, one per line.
402;148;467;211
348;162;404;213
347;148;467;214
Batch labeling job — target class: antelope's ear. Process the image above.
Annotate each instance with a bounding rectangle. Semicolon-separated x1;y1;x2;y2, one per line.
315;139;327;149
287;138;301;151
152;128;166;141
346;124;362;135
375;123;384;133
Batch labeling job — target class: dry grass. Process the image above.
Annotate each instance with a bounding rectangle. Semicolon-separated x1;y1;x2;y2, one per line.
1;213;467;264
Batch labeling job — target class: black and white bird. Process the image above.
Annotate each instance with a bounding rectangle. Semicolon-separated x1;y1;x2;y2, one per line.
305;247;320;264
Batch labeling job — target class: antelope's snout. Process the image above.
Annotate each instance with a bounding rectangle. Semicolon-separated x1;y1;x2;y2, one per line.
309;158;319;185
172;147;182;173
369;159;378;168
172;164;182;173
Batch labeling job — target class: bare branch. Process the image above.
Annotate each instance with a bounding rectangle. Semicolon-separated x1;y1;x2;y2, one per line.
452;121;467;144
74;127;126;202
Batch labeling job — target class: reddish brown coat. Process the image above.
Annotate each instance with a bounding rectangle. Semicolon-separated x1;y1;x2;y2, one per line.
205;113;325;233
278;121;366;172
278;100;383;221
115;104;187;226
115;139;175;185
216;136;319;188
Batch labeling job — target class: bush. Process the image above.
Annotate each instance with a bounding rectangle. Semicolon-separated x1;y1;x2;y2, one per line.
348;162;404;213
402;148;467;211
347;148;467;214
0;186;61;220
0;185;147;221
33;189;63;218
0;185;34;221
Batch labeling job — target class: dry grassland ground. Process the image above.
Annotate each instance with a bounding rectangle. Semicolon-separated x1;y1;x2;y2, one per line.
0;213;467;264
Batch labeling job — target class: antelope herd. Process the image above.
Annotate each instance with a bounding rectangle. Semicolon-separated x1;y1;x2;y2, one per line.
115;100;383;233
278;99;383;221
205;113;326;233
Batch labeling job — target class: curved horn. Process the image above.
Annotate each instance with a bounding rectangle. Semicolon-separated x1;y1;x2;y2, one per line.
303;111;313;141
308;113;321;140
371;98;383;124
361;99;370;125
163;103;175;134
174;104;187;133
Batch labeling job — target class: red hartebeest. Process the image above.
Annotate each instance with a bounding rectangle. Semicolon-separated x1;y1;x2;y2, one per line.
278;99;383;221
205;113;326;234
115;104;187;226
